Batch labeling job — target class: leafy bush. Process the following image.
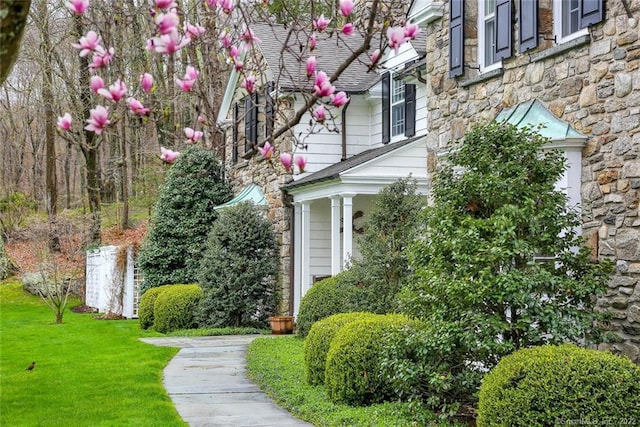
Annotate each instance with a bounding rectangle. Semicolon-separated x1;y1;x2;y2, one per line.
398;122;613;406
350;177;424;314
138;284;173;329
296;271;365;338
324;313;411;406
304;311;375;386
153;284;203;333
0;192;36;237
197;201;278;328
138;146;232;293
477;344;640;427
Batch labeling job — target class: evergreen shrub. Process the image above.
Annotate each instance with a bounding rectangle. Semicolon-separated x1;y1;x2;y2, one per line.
138;284;173;329
153;284;203;333
477;344;640;427
296;271;365;338
303;311;375;386
324;313;411;405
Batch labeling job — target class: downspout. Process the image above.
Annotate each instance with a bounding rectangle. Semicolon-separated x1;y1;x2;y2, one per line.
341;98;351;161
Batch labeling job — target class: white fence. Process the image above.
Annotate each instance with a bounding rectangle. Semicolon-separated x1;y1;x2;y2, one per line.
85;245;140;318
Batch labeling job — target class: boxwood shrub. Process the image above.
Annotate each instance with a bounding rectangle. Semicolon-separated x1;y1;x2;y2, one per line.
304;312;376;386
324;313;412;406
477;344;640;427
153;284;204;333
296;271;364;338
138;284;173;329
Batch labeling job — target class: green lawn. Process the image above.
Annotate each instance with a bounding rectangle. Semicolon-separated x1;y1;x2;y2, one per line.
246;336;462;427
0;279;185;427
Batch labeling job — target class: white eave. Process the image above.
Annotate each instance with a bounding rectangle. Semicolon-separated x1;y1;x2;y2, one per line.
408;0;445;28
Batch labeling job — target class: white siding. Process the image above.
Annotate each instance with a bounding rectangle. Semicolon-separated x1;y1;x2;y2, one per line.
344;138;428;179
309;199;332;280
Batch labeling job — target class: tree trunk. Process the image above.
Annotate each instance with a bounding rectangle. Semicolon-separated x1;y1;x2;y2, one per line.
0;0;32;85
119;111;130;230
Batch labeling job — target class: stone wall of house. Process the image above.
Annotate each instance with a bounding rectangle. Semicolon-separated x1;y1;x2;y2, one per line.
223;96;297;315
423;0;640;362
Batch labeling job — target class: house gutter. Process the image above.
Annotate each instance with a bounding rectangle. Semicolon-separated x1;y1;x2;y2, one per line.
341;98;351;161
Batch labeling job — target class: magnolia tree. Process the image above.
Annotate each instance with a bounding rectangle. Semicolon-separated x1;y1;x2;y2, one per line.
56;0;420;170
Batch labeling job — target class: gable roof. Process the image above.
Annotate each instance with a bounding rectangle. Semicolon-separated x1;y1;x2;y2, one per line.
283;136;423;190
252;23;380;94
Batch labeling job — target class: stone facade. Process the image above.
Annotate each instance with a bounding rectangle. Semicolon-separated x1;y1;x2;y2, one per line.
423;0;640;362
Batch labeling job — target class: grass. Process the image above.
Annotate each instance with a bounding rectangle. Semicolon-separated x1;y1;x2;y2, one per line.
246;336;463;427
0;279;186;427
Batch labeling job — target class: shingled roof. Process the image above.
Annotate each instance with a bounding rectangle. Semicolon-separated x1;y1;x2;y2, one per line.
283;135;423;190
251;23;381;93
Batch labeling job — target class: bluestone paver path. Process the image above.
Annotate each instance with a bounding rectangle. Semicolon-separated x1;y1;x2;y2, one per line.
140;335;313;427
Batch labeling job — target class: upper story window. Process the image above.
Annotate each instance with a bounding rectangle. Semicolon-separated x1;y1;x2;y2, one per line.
479;0;500;72
391;77;406;137
554;0;588;44
232;82;274;163
382;69;416;144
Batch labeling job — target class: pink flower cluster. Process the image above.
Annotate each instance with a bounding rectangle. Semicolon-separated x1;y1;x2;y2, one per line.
279;153;306;174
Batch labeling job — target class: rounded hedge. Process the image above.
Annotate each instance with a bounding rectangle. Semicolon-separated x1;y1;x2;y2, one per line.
325;313;412;406
138;284;173;329
477;344;640;427
304;312;376;386
296;271;364;338
153;284;204;333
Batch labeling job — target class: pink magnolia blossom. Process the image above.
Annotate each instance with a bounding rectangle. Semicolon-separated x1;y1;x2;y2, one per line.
198;115;206;124
184;65;199;80
258;141;274;160
155;11;180;35
89;46;114;72
160;147;180;163
295;155;307;173
387;26;406;55
339;0;355;17
97;79;127;102
370;49;381;66
72;31;101;57
306;56;316;78
280;152;292;171
312;104;326;123
85;105;110;134
404;23;421;40
175;66;199;92
313;71;335;98
154;0;176;9
66;0;89;14
229;45;241;59
313;15;331;32
148;29;190;54
127;97;150;116
240;75;256;93
309;33;317;51
220;0;234;14
57;113;72;131
219;31;232;49
184;127;203;143
90;75;105;93
233;59;244;71
140;73;154;93
185;23;206;39
240;28;261;46
341;23;354;36
331;91;349;107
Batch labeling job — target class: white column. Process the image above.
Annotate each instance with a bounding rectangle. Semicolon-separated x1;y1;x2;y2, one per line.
301;201;312;296
330;196;342;275
341;194;355;267
292;202;302;316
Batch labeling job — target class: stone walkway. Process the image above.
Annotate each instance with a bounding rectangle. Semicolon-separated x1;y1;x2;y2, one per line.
140;335;312;427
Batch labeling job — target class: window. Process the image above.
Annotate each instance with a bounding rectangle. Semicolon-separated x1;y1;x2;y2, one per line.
232;83;275;162
381;70;416;144
391;77;405;137
553;0;604;44
479;0;499;71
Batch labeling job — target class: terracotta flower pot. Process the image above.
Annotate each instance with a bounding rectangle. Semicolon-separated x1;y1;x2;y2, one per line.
268;315;295;335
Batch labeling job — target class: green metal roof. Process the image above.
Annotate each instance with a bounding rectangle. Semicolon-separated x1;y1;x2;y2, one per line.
214;183;267;211
495;99;586;141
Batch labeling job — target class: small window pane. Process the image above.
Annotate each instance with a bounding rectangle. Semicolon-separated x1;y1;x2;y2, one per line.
485;19;495;66
392;105;404;136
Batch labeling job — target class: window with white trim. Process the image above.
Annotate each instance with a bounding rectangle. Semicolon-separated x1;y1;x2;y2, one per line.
553;0;590;44
391;77;405;137
479;0;501;72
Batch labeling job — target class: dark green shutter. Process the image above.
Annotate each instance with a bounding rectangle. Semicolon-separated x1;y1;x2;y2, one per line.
494;0;512;60
232;102;239;162
449;0;464;77
382;72;390;144
265;81;274;139
404;63;416;138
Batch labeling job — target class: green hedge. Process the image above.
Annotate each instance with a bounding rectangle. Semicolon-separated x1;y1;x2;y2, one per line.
325;313;411;406
153;284;204;333
477;344;640;427
296;272;364;338
303;312;375;386
138;285;173;329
